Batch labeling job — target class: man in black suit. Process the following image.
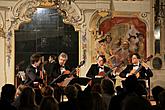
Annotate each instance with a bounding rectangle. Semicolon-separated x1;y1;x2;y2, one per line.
119;53;153;96
46;52;71;102
24;53;43;87
86;55;116;82
119;53;153;79
49;52;70;85
45;55;57;84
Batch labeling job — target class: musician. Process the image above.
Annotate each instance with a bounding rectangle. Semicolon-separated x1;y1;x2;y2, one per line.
86;55;116;81
45;55;57;84
24;53;43;87
119;53;153;79
49;52;70;85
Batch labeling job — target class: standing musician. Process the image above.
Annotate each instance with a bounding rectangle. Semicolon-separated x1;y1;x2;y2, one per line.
86;55;116;83
45;55;57;84
24;53;43;87
119;53;153;79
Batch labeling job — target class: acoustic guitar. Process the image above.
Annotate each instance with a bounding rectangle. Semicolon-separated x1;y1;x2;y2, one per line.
128;55;153;78
49;60;85;86
97;61;124;77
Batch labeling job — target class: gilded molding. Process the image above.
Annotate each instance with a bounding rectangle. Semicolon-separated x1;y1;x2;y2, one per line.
0;27;5;38
5;0;40;67
58;1;85;31
81;23;87;61
8;0;40;30
0;12;4;29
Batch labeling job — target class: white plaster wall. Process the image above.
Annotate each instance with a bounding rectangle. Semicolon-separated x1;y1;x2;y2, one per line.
0;38;6;90
0;1;17;90
113;1;150;12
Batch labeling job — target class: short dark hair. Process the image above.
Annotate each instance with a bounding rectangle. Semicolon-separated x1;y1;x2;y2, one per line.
30;53;41;64
49;55;57;60
1;84;16;102
98;55;106;63
132;53;141;59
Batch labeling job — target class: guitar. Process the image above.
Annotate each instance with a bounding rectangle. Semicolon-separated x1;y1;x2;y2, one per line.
128;55;153;78
49;60;85;86
97;61;124;77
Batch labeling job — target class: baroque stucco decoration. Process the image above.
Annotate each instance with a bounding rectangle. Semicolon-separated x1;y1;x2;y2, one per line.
5;0;39;67
0;12;5;38
56;1;85;31
89;9;112;61
5;0;85;67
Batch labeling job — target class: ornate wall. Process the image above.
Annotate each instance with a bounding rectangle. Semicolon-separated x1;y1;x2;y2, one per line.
0;0;165;90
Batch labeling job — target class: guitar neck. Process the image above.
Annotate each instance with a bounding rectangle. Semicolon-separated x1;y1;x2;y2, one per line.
134;59;149;75
69;61;85;75
70;68;77;75
133;65;142;75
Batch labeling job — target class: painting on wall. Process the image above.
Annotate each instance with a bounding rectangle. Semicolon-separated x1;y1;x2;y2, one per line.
93;17;147;71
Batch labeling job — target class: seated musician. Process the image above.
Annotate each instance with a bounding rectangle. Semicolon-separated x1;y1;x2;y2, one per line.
49;52;71;86
86;55;116;82
119;53;153;79
24;53;43;87
119;53;153;95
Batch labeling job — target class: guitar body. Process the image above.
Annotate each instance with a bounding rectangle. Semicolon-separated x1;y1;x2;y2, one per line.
128;69;140;78
63;70;71;75
98;71;106;76
57;76;74;87
127;55;153;78
49;60;85;86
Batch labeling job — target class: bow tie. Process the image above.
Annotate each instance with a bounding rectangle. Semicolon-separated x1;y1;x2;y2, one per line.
99;66;104;69
60;65;65;68
133;64;138;67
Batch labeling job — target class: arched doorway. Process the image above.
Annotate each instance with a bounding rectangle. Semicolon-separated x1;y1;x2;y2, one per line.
15;8;79;74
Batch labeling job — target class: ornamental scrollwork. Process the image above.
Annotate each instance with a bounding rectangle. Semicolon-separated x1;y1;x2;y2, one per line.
0;12;5;38
81;23;87;61
58;1;85;30
0;27;5;38
7;0;39;30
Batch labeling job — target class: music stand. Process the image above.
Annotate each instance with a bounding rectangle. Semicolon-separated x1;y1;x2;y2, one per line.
49;74;69;86
92;77;104;85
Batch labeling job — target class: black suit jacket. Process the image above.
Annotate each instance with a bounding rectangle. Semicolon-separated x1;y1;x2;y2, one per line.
46;61;56;77
24;65;43;86
51;62;70;78
119;64;153;79
86;64;114;79
48;62;71;84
